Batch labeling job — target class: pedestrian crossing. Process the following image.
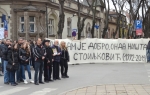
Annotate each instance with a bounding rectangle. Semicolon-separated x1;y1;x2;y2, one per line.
29;88;57;95
0;87;29;95
0;86;57;95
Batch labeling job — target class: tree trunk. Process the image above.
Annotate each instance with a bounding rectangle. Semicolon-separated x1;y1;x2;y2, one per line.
102;0;109;38
57;0;65;39
77;0;91;40
91;20;95;38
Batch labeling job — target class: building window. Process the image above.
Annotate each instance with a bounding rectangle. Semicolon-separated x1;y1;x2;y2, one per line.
19;17;24;32
0;16;4;28
48;19;54;35
67;21;71;36
29;16;36;32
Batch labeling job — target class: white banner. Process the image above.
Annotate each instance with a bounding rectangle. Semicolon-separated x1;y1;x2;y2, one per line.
0;28;4;39
48;38;149;64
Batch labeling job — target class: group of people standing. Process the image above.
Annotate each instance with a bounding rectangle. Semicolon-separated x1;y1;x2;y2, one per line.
0;38;69;86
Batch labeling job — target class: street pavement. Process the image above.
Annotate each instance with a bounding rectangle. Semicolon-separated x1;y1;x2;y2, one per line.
0;63;150;95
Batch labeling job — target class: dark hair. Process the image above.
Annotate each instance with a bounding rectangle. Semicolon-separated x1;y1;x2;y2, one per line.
6;39;10;41
18;37;23;40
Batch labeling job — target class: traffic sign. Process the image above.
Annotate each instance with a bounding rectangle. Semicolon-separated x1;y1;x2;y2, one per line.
135;20;142;35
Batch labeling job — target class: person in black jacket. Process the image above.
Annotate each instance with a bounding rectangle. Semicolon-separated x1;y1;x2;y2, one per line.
33;38;46;85
60;41;69;78
43;40;54;83
29;41;35;69
16;38;24;83
7;43;19;86
2;39;11;84
19;42;34;84
0;39;6;76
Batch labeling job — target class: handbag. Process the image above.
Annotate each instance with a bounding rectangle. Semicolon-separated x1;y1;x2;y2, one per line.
6;51;18;71
6;63;14;71
12;52;19;70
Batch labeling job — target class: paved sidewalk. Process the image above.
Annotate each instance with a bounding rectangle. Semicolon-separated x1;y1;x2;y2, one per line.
60;85;150;95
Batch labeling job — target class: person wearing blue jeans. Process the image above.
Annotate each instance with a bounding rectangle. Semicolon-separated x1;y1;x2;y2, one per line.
3;60;10;84
16;64;22;82
33;38;46;85
34;62;44;84
21;64;33;84
19;42;34;84
7;43;19;86
16;38;24;83
2;39;11;84
147;41;150;63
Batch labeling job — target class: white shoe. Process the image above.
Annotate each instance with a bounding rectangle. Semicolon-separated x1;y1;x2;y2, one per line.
30;79;34;83
23;79;28;84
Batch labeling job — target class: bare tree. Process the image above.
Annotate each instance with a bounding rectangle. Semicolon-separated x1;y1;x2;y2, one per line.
57;0;65;39
142;0;150;37
86;0;97;38
111;0;126;38
77;0;91;40
102;0;110;38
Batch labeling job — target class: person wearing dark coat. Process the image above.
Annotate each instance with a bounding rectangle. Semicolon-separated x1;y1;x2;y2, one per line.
60;41;69;78
2;39;11;84
147;40;150;62
7;43;19;86
33;38;46;85
19;42;34;84
16;38;24;83
0;39;6;75
43;40;54;82
29;41;35;69
51;40;61;80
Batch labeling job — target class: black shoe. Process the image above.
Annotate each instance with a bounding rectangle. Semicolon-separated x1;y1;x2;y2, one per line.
53;78;56;80
44;80;49;83
4;82;9;85
35;83;39;85
11;83;16;86
65;75;69;78
20;79;24;82
17;80;20;83
39;82;45;84
49;79;53;82
56;78;61;80
14;82;18;85
62;76;66;78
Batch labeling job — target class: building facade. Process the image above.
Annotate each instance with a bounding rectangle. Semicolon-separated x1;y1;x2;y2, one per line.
0;0;105;40
107;10;128;39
